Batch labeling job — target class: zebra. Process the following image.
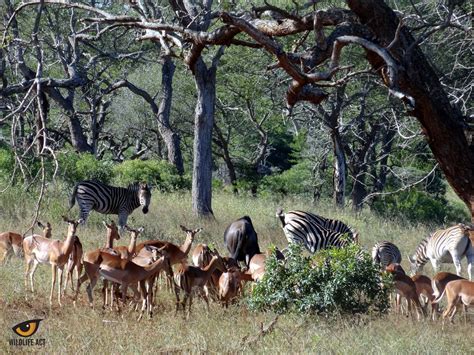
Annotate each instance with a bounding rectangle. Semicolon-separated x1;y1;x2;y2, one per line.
69;180;152;230
372;241;402;268
408;223;474;281
276;208;358;254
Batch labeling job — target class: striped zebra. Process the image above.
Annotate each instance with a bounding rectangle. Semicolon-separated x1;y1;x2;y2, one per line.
372;241;402;268
276;208;358;254
69;180;151;229
408;224;474;281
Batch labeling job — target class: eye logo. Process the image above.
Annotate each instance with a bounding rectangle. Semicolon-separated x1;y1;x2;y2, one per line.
12;319;42;338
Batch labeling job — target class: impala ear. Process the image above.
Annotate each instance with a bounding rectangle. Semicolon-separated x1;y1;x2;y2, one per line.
179;225;188;232
138;227;144;233
37;221;44;229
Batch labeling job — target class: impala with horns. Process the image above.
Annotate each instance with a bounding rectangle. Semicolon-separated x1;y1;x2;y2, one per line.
23;217;80;306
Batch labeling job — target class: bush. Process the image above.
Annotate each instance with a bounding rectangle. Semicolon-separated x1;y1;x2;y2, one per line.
371;189;469;224
58;151;113;185
248;244;390;315
0;147;15;182
258;161;314;197
113;159;190;191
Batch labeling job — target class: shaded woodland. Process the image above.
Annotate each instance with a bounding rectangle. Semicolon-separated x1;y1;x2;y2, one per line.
0;0;472;222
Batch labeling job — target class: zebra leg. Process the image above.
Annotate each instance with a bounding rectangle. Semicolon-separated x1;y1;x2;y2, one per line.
118;211;128;232
466;253;473;281
452;255;462;277
429;258;439;275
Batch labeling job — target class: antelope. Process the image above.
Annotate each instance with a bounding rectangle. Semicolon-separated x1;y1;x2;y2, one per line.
218;269;254;308
0;231;23;263
23;217;80;306
136;225;202;266
248;248;285;281
433;279;474;323
76;225;143;309
76;244;169;319
63;235;83;294
137;225;202;293
431;272;465;302
192;243;212;268
0;221;51;263
386;268;426;320
411;274;439;320
385;263;406;275
174;250;226;318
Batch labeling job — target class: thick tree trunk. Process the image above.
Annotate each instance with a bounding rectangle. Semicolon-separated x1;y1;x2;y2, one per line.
331;130;346;208
192;58;217;217
68;113;93;153
213;123;238;192
351;169;366;211
348;0;474;221
157;56;184;175
374;128;395;193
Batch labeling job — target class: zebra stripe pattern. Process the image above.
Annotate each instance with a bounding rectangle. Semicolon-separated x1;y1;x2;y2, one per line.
276;209;358;254
69;180;151;229
371;241;402;267
408;224;474;280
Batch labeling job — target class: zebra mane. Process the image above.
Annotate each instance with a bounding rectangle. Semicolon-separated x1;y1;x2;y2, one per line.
127;182;140;190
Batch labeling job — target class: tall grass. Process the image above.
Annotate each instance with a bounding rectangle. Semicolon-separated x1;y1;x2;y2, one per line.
0;187;472;353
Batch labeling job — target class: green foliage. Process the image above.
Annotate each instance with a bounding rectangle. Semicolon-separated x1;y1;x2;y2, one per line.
58;150;113;185
371;189;469;224
249;243;390;315
0;147;14;181
258;161;314;197
113;159;190;191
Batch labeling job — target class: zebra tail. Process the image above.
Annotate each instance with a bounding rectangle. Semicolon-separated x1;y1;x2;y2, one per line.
69;183;79;210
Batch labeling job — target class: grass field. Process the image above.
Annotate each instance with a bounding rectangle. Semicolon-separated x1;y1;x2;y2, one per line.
0;189;473;353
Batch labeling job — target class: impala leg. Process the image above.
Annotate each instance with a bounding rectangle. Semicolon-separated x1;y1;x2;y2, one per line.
186;293;193;319
102;280;108;309
24;257;32;290
86;274;98;308
57;267;64;306
50;264;57;306
74;269;89;306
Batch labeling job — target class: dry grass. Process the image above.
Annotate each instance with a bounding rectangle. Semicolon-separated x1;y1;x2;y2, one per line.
0;189;472;353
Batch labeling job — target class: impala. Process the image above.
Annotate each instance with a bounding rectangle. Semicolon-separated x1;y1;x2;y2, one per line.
433;279;474;323
23;217;80;306
174;250;226;318
1;221;51;263
411;274;439;320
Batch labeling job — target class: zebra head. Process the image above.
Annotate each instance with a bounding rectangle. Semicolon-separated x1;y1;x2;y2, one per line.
138;183;151;214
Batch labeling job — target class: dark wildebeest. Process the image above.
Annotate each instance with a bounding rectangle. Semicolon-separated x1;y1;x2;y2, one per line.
224;216;261;267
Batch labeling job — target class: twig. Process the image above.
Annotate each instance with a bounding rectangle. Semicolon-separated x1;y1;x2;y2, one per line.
241;315;279;346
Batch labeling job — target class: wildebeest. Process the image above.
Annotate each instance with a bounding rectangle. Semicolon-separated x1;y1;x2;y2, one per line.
224;216;261;266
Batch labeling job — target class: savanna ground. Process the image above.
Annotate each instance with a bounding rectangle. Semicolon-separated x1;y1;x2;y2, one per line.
0;188;473;353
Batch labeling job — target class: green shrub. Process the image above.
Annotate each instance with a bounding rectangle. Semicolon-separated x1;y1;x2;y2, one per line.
58;151;113;185
258;161;314;197
0;148;15;181
371;189;469;224
248;243;390;315
113;159;190;191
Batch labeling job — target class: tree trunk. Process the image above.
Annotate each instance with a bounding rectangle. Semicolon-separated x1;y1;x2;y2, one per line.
157;55;184;175
331;130;346;208
213;122;238;192
192;58;217;217
68;113;93;153
348;0;474;221
351;168;366;211
374;128;395;193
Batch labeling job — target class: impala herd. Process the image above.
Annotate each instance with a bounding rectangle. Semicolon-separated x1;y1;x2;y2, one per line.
0;215;473;324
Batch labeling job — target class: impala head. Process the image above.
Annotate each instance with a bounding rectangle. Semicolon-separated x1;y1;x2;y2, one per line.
209;249;227;272
37;221;52;238
124;225;144;239
138;183;151;214
103;220;120;241
62;216;80;236
180;225;202;242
